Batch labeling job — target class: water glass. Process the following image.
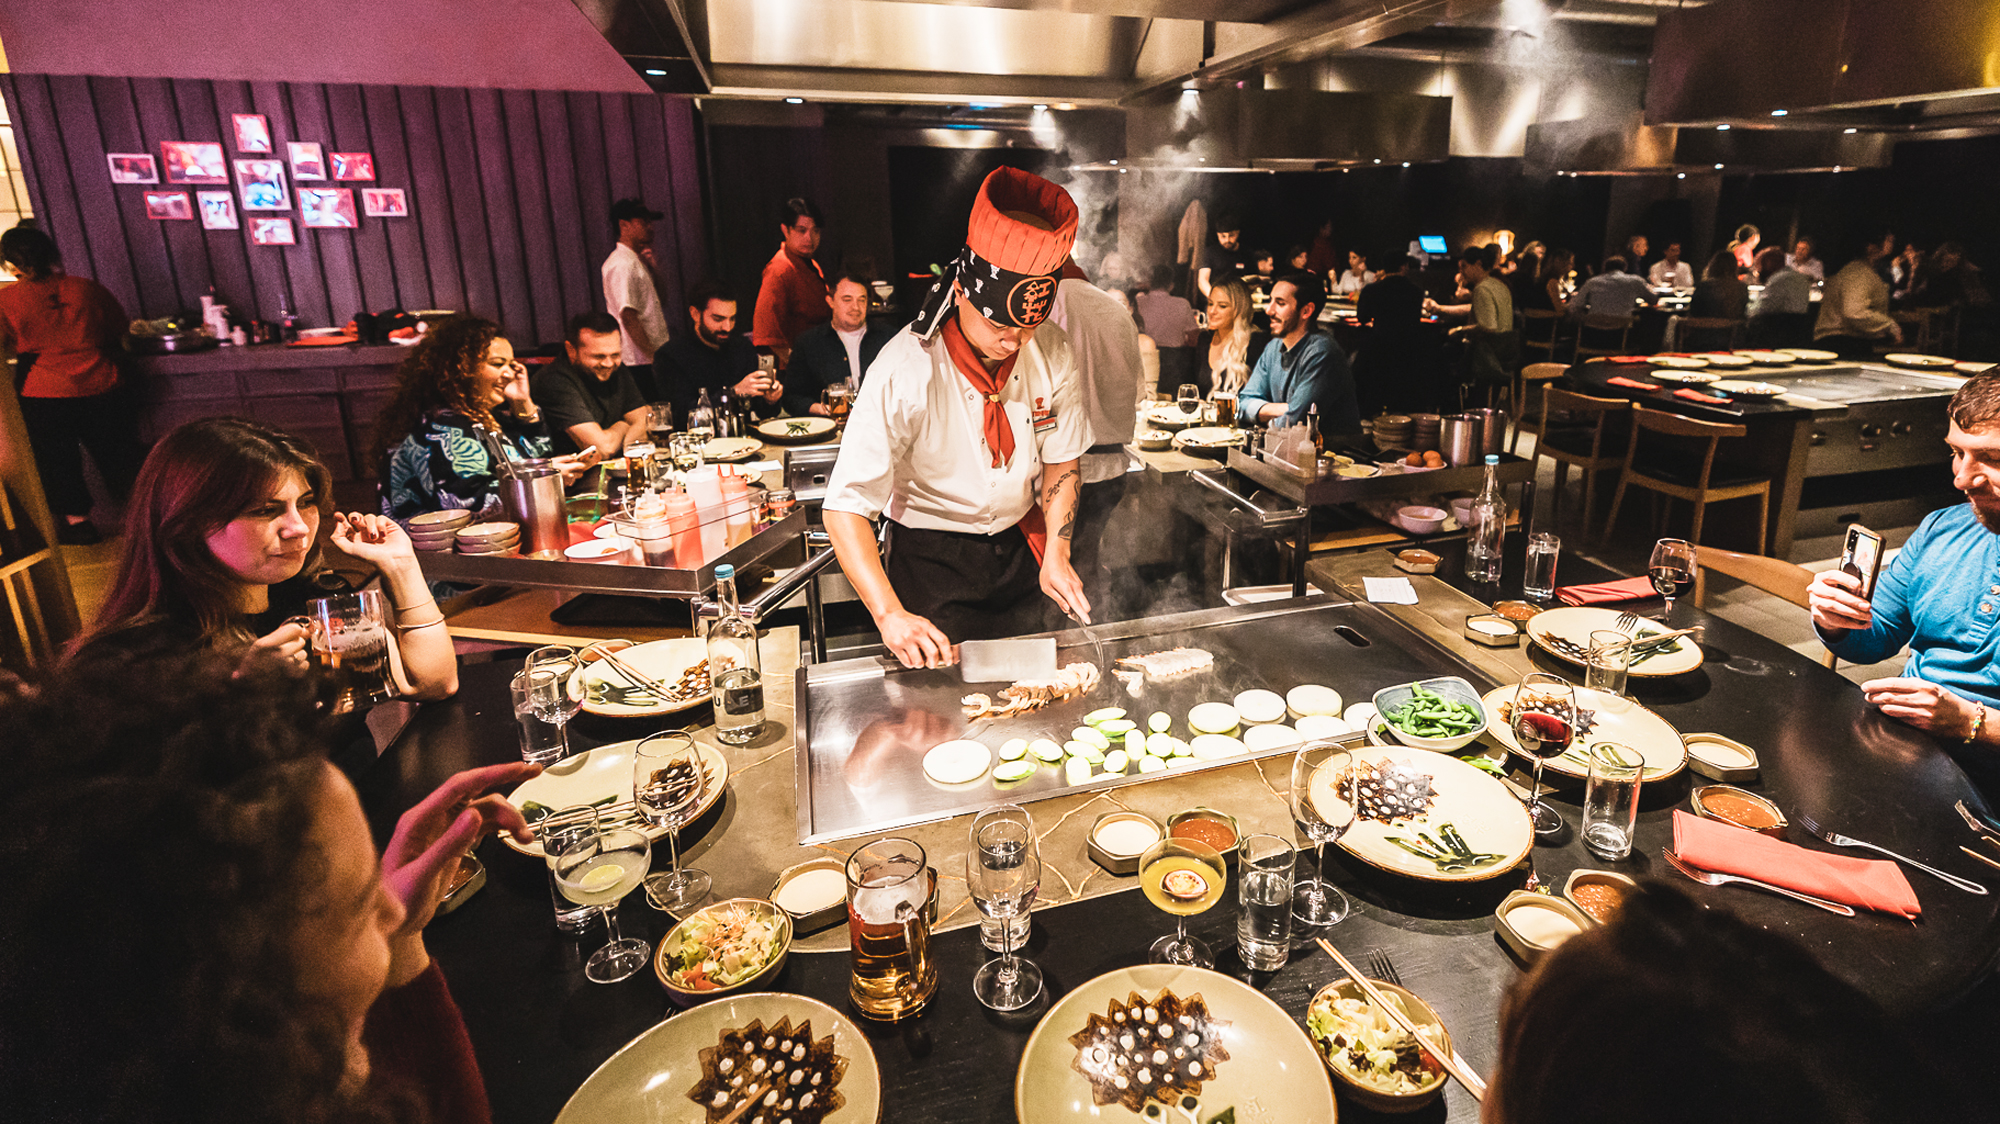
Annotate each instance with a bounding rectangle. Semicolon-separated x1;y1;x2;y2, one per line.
540;807;604;933
1581;741;1645;859
1523;532;1561;601
1237;833;1296;971
1586;629;1632;696
634;730;712;914
511;670;567;765
1290;742;1357;927
967;806;1044;1011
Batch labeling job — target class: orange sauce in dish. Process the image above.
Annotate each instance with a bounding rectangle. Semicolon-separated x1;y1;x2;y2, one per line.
1570;883;1625;923
1700;790;1779;830
1170;816;1237;851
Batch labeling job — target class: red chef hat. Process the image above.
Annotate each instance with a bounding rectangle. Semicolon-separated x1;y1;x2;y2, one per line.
913;167;1080;339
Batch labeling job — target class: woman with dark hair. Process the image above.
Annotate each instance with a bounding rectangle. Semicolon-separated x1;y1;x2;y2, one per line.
1193;276;1268;398
1728;222;1761;274
0;655;534;1124
0;224;146;544
1689;250;1751;320
1522;249;1572;313
1489;882;1955;1124
67;416;457;708
375;314;593;521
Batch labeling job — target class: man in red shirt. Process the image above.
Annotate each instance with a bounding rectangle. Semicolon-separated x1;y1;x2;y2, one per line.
0;226;143;545
751;197;830;369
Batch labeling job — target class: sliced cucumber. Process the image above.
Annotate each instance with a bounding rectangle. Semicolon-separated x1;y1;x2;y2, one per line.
1125;730;1146;757
1072;726;1111;750
1145;732;1176;758
1030;738;1066;763
1064;756;1094;786
1137;755;1168;774
999;737;1030;761
1148;711;1172;734
992;759;1037;783
1170;738;1195;758
1083;707;1128;725
1096;719;1138;736
1076;746;1106;766
1103;749;1129;774
1188;702;1241;735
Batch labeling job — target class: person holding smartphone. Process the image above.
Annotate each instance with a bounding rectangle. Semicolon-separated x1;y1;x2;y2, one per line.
1809;374;2000;745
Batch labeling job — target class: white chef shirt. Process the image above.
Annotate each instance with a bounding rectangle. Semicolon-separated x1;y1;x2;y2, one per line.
1047;278;1140;486
601;242;669;365
835;324;866;385
825;323;1090;535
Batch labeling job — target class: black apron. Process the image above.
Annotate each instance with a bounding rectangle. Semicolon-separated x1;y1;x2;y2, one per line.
882;521;1051;644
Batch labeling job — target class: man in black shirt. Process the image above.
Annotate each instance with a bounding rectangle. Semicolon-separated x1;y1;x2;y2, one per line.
1356;256;1425;335
1352;256;1440;417
1196;213;1248;299
531;311;651;458
651;279;784;426
781;270;901;417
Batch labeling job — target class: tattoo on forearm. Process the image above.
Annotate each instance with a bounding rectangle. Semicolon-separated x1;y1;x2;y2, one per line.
1043;466;1081;542
1042;467;1080;510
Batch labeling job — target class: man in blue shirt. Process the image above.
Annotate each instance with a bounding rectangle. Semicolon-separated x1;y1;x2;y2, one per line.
1811;375;2000;746
1237;273;1359;435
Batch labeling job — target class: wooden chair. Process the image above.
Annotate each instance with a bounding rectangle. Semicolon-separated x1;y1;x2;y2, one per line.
1573;313;1635;361
1692;545;1836;668
1677;316;1744;353
1508;362;1574;456
1604;406;1772;549
1518;309;1566;365
1891;308;1942;355
1533;387;1630;537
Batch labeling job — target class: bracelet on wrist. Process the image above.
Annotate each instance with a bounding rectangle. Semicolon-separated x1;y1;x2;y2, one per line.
1967;704;1987;744
396;616;447;632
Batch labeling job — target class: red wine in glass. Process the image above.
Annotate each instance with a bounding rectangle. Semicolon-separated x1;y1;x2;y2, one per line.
1648;566;1694;600
1512;673;1574;837
1514;709;1573;760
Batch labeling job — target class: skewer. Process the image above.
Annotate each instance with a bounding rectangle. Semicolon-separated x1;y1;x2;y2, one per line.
715;1082;769;1124
1960;845;2000;872
1315;938;1487;1101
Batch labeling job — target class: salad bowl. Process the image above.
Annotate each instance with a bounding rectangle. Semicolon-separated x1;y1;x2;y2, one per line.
655;897;794;1006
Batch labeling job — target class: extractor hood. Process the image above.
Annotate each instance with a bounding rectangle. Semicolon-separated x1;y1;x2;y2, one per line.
1120;86;1451;171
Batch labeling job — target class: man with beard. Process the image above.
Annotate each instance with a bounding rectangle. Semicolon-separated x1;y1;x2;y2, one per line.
1810;374;2000;743
1237;273;1358;436
1196;213;1247;299
650;279;783;427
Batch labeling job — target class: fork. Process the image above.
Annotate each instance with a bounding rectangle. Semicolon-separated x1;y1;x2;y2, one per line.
1365;947;1404;987
1796;811;1989;895
1958;799;2000;838
1662;850;1856;915
1614;611;1641;633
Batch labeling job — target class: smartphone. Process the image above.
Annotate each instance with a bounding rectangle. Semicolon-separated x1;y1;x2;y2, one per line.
1840;524;1885;600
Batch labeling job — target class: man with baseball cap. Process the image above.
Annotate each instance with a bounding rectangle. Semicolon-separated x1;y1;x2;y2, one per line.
602;198;670;376
823;167;1092;668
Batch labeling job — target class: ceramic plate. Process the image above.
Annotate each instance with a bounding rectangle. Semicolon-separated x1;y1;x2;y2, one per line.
702;436;762;462
1015;964;1335;1123
1171;425;1244;451
1956;361;1996;375
572;636;712;717
1649;370;1720;385
754;416;837;444
1524;605;1702;677
503;737;728;858
1778;347;1838;362
1885;352;1957;369
1324;744;1533;882
1480;683;1688;782
1143;402;1207;430
1650;354;1710;369
1698;352;1755;368
1709;379;1786;398
1734;349;1796;365
554;993;878;1124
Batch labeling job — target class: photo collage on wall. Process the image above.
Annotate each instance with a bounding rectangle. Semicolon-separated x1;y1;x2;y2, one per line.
108;113;410;237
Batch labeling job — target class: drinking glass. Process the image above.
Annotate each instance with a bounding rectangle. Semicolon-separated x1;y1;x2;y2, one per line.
669;431;705;473
966;805;1043;1011
1522;532;1561;601
646;402;675;447
846;837;938;1021
1649;537;1696;623
523;647;582;757
1290;742;1356;927
1512;672;1576;837
1237;833;1296;971
307;589;395;713
1586;629;1632;696
622;436;658;486
540;805;605;933
511;670;567;765
1140;835;1226;966
761;487;797;526
1176;383;1202;420
823;382;853;425
550;819;653;983
1581;741;1645;859
633;730;712;914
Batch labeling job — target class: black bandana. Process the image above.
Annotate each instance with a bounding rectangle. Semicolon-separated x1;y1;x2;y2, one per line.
913;245;1062;342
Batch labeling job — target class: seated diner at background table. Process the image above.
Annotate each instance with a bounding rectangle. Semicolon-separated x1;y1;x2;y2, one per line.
1814;227;1905;358
1648;242;1695;290
1565;254;1651;318
782;268;901;417
1238;271;1361;434
376;314;596;523
1490;882;1957;1124
530;310;651;460
1521;248;1573;314
1688;250;1750;321
1192;275;1266;399
1748;247;1815;349
0;657;536;1124
66;417;458;708
652;278;784;428
1808;373;2000;756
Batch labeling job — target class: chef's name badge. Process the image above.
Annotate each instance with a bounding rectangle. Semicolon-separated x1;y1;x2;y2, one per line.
1031;396;1057;433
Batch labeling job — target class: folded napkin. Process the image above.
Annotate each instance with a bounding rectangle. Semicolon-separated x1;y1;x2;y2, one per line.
1674;387;1730;405
1554;575;1656;606
1607;375;1661;391
1673;811;1920;918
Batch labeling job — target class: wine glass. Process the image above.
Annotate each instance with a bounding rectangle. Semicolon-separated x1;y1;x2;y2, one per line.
966;805;1043;1011
1649;538;1697;624
550;818;654;983
633;730;713;914
1511;672;1575;838
646;402;675;448
524;647;582;757
1176;383;1202;419
1290;742;1357;927
1139;835;1226;966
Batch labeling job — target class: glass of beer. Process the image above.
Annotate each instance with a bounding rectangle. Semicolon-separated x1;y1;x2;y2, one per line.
1214;388;1239;429
307;590;396;713
823;382;853;425
846;837;938;1022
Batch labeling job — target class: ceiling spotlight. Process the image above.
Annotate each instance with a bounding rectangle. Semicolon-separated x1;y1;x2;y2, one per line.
1714;163;1725;169
1373;158;1381;164
1119;168;1128;174
1677;172;1686;179
1833;165;1843;172
644;69;667;76
1109;159;1118;165
1844;127;1858;134
1033;104;1049;111
784;97;803;104
1770;109;1788;117
1716;124;1731;131
1401;162;1410;167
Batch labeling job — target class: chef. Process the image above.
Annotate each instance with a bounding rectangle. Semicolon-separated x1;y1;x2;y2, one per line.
823;167;1092;669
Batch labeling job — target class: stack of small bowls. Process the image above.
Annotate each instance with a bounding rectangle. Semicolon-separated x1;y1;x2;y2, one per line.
1371;414;1413;453
406;510;472;552
455;521;521;557
1410;413;1442;452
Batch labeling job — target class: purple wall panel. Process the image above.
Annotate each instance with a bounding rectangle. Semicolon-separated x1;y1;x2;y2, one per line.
361;85;431;311
533;90;590;332
662;95;707;321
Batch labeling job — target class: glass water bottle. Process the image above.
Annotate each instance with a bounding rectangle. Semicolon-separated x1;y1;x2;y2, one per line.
707;564;765;744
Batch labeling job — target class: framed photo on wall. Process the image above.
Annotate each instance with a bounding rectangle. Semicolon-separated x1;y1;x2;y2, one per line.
143;191;193;220
160;141;227;184
107;153;159;184
197;191;239;230
234;159;291;211
300;187;358;229
288;142;326;181
361;188;408;217
251;217;296;246
232;114;272;154
330;152;375;181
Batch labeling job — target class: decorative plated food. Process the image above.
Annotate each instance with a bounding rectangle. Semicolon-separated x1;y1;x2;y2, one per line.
1525;606;1701;678
1329;746;1533;882
1482;683;1688;781
657;899;792;999
1067;988;1231;1113
1709;379;1786;398
685;1015;847;1124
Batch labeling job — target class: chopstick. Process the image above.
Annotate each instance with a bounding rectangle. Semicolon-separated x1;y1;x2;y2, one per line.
1961;846;2000;872
580;642;685;700
716;1083;768;1124
1315;938;1487;1101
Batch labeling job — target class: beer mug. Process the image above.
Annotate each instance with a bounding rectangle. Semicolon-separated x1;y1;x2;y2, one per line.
845;837;938;1021
307;589;396;713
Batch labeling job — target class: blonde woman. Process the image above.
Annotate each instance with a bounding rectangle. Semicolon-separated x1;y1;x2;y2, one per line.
1195;277;1269;398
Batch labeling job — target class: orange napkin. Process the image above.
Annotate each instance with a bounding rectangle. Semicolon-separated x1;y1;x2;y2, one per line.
1554;575;1656;606
1673;811;1920;918
1674;387;1729;405
1606;375;1660;391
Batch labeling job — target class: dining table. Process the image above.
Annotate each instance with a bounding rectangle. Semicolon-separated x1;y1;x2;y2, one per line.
355;535;2000;1124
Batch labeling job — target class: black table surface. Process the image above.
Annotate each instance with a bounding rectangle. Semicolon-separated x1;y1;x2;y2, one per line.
359;543;2000;1124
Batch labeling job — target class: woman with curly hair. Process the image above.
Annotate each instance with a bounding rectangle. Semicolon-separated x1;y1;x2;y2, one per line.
374;314;594;521
0;655;536;1124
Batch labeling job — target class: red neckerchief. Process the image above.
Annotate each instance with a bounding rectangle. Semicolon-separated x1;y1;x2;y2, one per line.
940;316;1021;468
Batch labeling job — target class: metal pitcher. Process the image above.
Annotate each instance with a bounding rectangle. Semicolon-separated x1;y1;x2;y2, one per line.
498;458;567;559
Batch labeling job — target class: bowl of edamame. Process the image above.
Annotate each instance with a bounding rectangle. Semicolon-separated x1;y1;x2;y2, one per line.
1371;677;1488;751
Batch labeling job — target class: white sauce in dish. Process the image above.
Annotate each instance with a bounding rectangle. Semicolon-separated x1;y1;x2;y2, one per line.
773;868;846;913
1468;620;1517;637
1094;819;1162;856
1509;902;1584;947
1690;740;1754;767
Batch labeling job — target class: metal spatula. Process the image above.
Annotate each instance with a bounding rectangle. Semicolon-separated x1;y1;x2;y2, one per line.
958;637;1057;683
